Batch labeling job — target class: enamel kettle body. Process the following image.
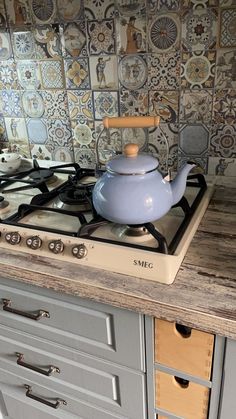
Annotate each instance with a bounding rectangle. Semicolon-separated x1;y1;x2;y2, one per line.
93;116;195;225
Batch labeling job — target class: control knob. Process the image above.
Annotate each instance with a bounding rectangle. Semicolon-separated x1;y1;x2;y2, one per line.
26;236;42;250
5;231;21;245
72;244;88;259
48;239;64;254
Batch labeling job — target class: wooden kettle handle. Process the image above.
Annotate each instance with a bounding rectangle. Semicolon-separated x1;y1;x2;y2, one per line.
103;116;160;129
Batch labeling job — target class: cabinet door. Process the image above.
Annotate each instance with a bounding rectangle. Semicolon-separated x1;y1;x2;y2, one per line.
218;338;236;419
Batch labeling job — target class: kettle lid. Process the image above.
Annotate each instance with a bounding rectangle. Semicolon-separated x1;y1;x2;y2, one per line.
107;143;159;175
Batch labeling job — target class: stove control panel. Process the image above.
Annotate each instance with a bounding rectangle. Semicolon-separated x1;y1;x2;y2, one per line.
48;239;64;254
26;236;42;250
72;244;88;259
5;231;21;245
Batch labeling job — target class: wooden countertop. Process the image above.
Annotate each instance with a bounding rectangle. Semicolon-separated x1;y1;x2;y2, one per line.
0;179;235;339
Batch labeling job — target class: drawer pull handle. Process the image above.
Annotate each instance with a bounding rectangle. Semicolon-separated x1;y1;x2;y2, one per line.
2;299;50;320
174;376;189;389
175;323;192;338
16;353;60;376
24;385;67;409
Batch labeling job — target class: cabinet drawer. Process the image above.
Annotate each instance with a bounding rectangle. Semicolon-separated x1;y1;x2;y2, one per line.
155;371;209;419
0;283;144;370
0;326;146;419
155;319;214;380
0;367;127;419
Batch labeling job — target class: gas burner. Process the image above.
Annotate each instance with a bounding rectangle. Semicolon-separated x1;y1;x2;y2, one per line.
29;168;54;182
0;195;10;215
112;225;150;238
54;187;92;212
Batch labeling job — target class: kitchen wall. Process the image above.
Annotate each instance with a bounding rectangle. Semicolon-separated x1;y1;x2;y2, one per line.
0;0;235;176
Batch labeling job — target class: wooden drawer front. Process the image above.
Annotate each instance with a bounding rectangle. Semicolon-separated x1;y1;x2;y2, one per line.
0;368;128;419
155;371;210;419
155;319;214;380
0;283;144;370
0;329;146;418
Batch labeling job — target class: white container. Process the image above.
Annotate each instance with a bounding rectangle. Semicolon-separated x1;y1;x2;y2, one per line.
0;153;22;174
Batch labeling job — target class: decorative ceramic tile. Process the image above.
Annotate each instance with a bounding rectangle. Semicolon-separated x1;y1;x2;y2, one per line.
219;0;236;5
60;22;86;58
12;29;35;59
0;117;7;141
210;125;236;158
220;8;236;47
118;55;148;90
47;118;73;149
149;90;179;123
117;15;146;54
148;124;179;172
17;60;41;90
4;117;28;141
41;90;69;119
0;60;20;89
122;127;148;150
87;19;115;55
51;147;74;162
57;0;83;22
30;144;52;160
74;148;96;168
183;0;219;6
147;0;180;12
34;25;61;59
208;157;236;176
0;31;12;59
22;91;45;118
40;60;64;89
26;118;48;144
93;91;118;119
182;7;218;51
1;90;23;117
95;120;122;164
120;88;148;116
148;52;181;90
148;13;180;53
84;0;114;20
181;50;216;89
7;137;31;158
178;155;208;174
5;0;31;26
30;0;57;24
64;58;90;89
179;124;209;156
116;0;146;16
71;119;95;148
67;90;93;119
180;90;213;123
0;1;7;27
213;90;236;125
216;49;236;90
90;55;118;89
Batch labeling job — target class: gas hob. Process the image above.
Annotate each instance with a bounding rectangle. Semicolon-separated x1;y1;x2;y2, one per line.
0;161;214;284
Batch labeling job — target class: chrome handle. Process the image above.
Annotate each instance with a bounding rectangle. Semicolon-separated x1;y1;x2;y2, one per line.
2;299;50;320
16;353;60;376
24;385;67;409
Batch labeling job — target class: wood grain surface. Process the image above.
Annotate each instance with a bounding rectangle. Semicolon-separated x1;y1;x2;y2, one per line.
0;182;235;339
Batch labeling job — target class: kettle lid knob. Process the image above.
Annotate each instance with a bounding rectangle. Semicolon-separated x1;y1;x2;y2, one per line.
124;143;139;158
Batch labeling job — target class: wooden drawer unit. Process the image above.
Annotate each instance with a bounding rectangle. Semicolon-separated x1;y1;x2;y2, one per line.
155;319;214;380
155;371;210;419
0;282;144;370
0;325;146;418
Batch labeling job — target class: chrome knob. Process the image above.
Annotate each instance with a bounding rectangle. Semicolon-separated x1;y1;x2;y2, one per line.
26;236;42;250
48;240;64;254
5;231;21;245
72;244;88;259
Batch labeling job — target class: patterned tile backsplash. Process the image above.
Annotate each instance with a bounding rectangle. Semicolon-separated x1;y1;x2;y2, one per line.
0;0;235;177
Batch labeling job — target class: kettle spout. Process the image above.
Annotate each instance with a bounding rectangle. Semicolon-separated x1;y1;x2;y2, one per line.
170;162;196;206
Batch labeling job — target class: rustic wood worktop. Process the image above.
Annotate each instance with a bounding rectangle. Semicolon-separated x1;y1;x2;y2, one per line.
0;179;235;339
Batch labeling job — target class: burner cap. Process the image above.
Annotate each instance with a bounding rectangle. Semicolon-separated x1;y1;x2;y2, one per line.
59;187;90;206
30;168;54;182
0;195;9;211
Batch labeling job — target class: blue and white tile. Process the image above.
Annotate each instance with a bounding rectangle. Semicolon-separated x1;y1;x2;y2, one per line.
5;117;28;141
74;148;96;168
12;29;35;59
148;52;181;90
67;90;94;120
7;138;31;158
47;118;73;149
93;90;118;120
0;60;20;89
118;54;148;90
51;147;74;162
57;0;83;22
95;120;122;165
87;19;115;55
208;157;236;176
40;60;65;89
30;0;57;24
148;13;180;53
60;22;87;58
148;123;179;172
180;90;213;124
0;30;12;60
26;118;48;144
179;123;209;156
22;91;45;118
71;118;95;149
90;55;118;90
210;125;236;158
17;60;41;90
34;25;62;59
1;90;23;117
215;49;236;90
84;0;115;20
41;90;69;119
0;117;7;141
219;8;236;48
64;58;90;89
30;144;52;160
120;88;148;116
181;50;216;89
213;89;236;125
182;7;218;51
147;0;181;12
116;0;146;16
149;90;179;123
